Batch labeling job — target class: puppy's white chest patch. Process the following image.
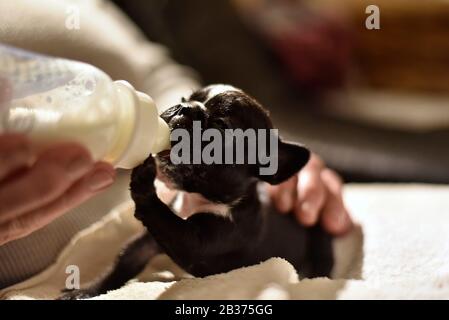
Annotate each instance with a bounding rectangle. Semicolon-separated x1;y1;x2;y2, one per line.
155;178;231;220
172;191;231;220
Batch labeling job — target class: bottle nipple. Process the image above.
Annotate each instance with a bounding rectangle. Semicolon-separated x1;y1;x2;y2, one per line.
153;116;171;153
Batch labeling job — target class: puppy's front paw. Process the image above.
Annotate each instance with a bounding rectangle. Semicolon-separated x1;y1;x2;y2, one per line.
130;156;157;200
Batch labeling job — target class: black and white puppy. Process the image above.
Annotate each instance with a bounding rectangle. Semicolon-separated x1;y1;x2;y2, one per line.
61;85;334;299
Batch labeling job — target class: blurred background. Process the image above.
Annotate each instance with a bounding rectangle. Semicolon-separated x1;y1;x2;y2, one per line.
113;0;449;184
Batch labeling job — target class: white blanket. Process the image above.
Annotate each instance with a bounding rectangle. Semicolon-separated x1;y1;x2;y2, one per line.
1;184;449;300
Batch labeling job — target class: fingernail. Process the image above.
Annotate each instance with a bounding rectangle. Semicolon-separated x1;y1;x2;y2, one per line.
333;211;348;229
301;202;317;224
340;212;350;226
67;156;92;178
88;169;114;192
280;192;292;212
301;201;314;214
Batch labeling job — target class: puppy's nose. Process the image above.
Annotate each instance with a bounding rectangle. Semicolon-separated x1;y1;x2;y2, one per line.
177;104;205;121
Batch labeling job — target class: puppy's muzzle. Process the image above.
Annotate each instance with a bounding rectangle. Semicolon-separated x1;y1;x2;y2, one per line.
161;103;207;131
176;104;205;122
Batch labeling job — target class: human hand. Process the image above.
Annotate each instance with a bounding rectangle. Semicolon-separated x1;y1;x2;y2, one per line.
267;153;352;235
0;134;116;245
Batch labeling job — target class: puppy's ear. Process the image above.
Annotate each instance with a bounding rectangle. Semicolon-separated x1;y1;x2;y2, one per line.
256;140;310;185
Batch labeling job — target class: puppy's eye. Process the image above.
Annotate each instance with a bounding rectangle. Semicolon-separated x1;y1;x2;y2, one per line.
213;118;231;130
181;97;187;103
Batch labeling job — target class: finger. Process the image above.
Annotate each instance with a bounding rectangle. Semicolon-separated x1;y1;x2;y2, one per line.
0;134;35;181
0;162;115;245
320;169;352;235
0;77;12;107
267;174;298;213
0;143;93;222
294;165;326;226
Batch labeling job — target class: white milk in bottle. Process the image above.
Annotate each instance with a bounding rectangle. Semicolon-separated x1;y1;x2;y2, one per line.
0;44;170;169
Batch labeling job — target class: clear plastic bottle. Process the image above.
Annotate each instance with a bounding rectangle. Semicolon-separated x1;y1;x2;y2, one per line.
0;44;170;169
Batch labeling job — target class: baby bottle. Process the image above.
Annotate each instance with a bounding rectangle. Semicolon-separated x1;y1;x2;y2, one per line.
0;44;170;169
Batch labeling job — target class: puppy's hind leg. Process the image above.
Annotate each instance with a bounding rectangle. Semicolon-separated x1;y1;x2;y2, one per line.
59;231;160;299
